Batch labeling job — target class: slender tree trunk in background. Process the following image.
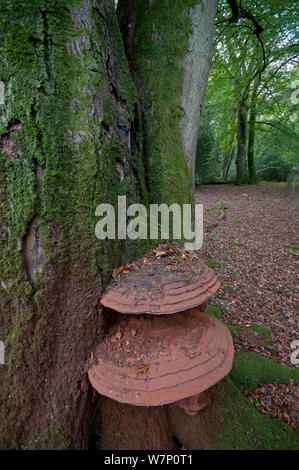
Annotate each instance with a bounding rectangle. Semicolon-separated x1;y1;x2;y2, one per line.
223;147;235;182
248;83;258;183
247;107;257;183
221;153;229;180
117;0;217;204
0;0;217;449
235;101;249;184
221;154;229;179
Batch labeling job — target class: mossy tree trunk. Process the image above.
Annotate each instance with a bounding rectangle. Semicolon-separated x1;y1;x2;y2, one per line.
235;100;249;184
117;0;217;204
0;0;217;449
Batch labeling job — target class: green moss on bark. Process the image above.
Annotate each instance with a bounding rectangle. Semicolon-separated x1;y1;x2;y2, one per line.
118;0;198;205
0;0;151;449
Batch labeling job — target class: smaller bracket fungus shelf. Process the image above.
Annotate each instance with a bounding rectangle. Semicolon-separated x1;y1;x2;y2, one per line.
88;245;234;414
100;246;221;315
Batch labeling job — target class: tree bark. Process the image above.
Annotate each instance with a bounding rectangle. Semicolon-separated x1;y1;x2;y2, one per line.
235;101;249;184
0;0;217;449
247;82;258;183
117;0;217;204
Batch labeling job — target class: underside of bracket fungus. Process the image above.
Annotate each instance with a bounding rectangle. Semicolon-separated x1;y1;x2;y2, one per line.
176;389;212;416
88;244;234;412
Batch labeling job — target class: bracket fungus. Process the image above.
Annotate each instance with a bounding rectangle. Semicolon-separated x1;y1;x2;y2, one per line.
88;244;234;415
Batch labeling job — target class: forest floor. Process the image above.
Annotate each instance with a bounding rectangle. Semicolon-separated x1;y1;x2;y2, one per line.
196;182;298;430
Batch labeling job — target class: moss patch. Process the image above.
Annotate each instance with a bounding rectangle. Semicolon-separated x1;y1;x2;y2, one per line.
217;352;299;449
232;241;243;247
204;304;243;334
218;376;299;450
169;368;298;450
204;304;222;319
250;323;272;337
229;351;299;393
201;308;299;449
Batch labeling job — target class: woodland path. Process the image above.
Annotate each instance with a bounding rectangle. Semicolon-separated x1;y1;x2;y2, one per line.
197;182;298;367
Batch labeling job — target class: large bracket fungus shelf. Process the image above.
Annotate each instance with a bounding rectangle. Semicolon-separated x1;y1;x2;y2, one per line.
88;309;233;407
88;245;234;414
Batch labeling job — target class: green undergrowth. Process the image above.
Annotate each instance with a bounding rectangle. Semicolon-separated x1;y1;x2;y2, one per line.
0;0;154;448
249;323;272;337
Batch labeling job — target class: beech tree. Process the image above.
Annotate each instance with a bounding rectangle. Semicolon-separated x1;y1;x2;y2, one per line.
0;0;217;449
195;0;298;185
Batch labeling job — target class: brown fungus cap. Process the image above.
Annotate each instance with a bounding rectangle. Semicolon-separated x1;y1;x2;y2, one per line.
101;245;220;314
88;308;234;406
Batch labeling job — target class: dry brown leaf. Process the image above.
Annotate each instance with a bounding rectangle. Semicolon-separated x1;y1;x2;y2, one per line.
138;364;150;374
113;266;124;278
190;351;201;359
